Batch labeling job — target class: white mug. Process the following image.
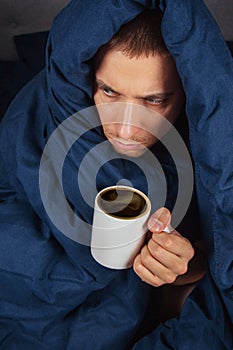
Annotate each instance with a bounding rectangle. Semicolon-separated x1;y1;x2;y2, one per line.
91;185;151;269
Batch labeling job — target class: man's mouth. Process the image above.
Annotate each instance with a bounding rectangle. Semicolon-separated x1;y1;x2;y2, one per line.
110;138;143;151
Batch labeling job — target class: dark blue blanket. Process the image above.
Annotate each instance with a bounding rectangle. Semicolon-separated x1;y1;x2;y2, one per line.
0;0;233;349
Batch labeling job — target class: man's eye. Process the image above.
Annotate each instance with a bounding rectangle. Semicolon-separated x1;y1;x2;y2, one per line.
146;97;166;105
102;87;117;97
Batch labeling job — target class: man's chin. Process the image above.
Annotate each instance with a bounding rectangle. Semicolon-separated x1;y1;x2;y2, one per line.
112;144;148;158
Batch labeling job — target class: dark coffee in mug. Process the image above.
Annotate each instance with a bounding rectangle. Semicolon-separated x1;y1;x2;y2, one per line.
98;187;147;219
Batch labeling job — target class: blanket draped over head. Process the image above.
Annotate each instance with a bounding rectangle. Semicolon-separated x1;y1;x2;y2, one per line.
0;0;232;349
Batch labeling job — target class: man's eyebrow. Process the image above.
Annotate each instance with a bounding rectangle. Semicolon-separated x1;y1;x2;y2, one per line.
138;92;174;99
96;79;174;99
95;79;118;93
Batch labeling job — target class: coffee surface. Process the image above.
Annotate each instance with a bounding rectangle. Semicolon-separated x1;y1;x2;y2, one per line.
98;189;147;218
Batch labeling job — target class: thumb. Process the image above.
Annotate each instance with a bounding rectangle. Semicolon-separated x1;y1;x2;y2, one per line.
147;207;171;233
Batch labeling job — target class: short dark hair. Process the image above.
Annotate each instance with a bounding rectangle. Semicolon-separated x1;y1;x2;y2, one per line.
95;7;168;66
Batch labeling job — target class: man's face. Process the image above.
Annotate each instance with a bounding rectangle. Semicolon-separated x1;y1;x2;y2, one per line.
94;49;185;157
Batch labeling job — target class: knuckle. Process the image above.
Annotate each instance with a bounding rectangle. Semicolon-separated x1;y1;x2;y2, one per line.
173;259;188;275
142;253;152;266
133;262;139;275
163;238;174;250
152;280;164;288
189;248;195;260
184;240;195;259
151;275;164;288
177;263;188;275
164;272;176;284
149;241;162;257
140;276;148;283
133;257;143;274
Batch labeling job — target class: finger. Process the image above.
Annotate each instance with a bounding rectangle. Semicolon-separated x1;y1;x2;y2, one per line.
147;238;189;276
133;254;169;287
148;207;171;233
151;231;194;260
137;244;178;284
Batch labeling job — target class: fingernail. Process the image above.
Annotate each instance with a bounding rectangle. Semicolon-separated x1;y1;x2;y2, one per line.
148;218;164;232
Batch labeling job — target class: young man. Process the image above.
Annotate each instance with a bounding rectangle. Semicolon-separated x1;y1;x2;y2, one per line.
0;1;232;349
93;9;205;289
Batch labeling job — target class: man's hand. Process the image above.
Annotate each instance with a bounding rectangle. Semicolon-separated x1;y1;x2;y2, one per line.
133;207;195;287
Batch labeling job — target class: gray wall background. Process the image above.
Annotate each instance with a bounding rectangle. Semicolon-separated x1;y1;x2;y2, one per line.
0;0;232;61
204;0;233;41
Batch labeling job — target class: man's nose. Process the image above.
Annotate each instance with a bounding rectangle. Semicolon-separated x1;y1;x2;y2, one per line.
117;123;140;139
117;103;140;139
